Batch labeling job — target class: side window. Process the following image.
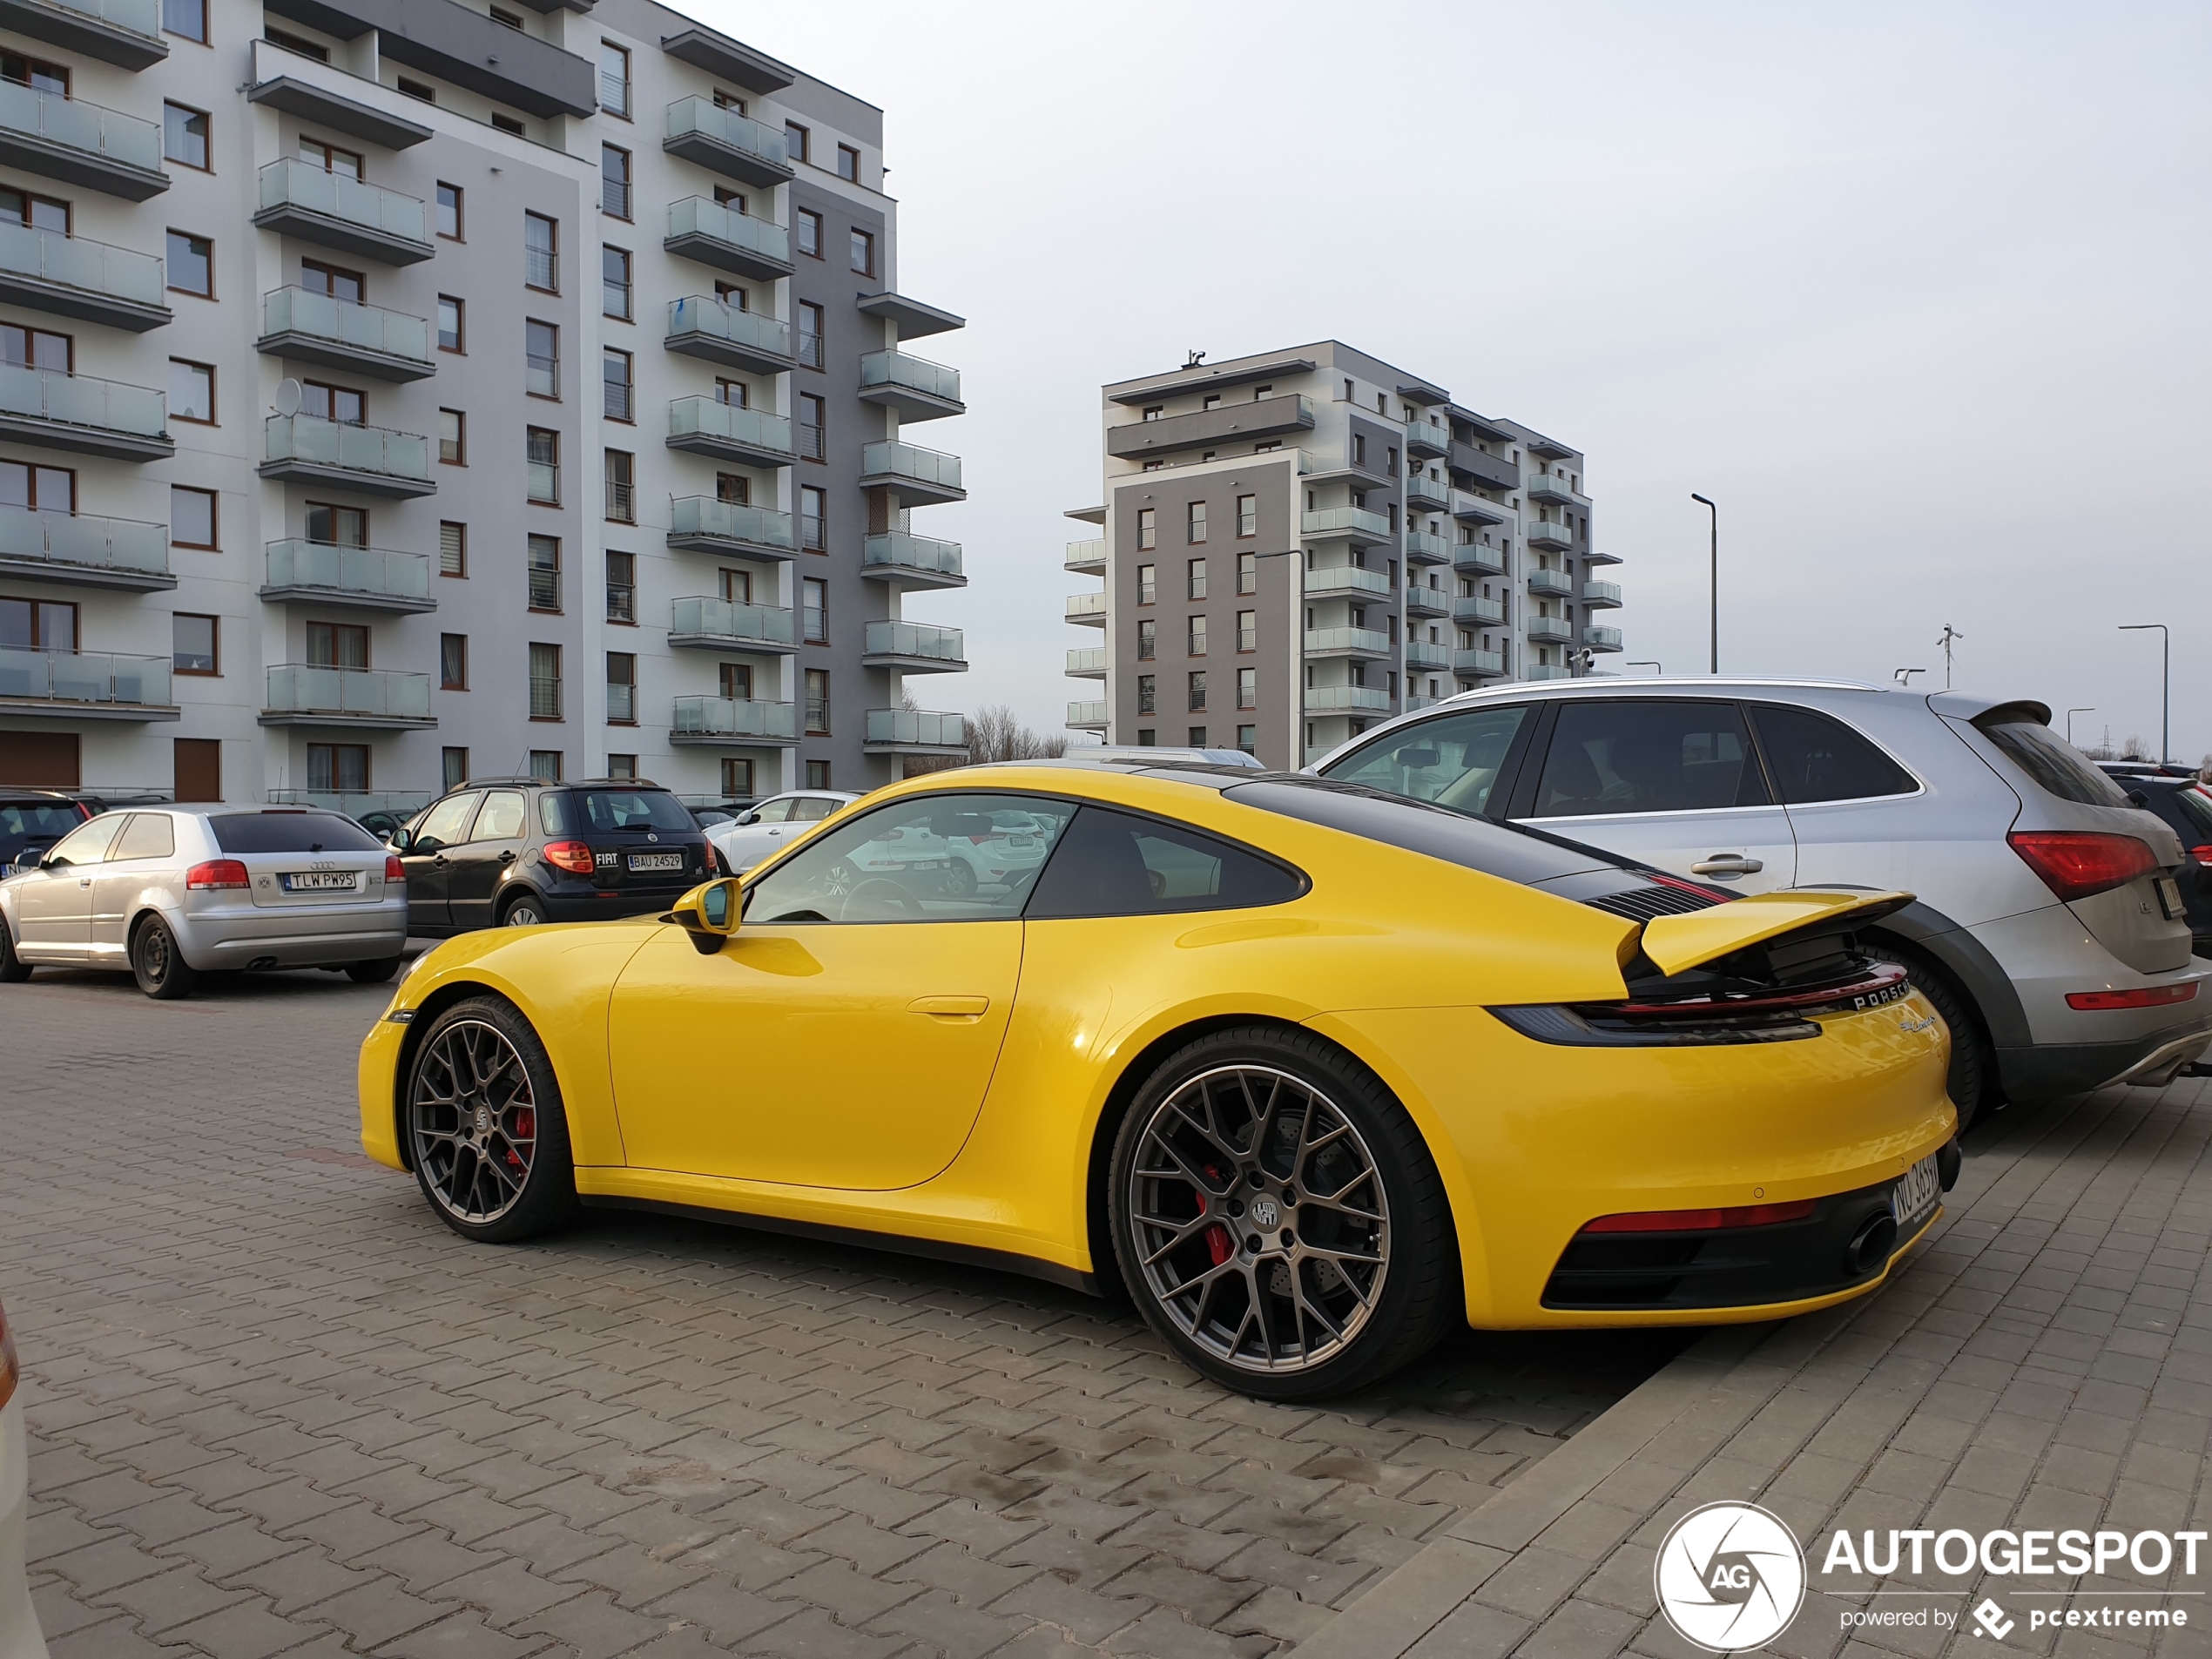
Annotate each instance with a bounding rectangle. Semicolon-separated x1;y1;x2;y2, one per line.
111;813;177;861
750;799;796;824
791;796;837;822
411;791;482;853
471;790;528;840
537;792;572;836
1321;706;1528;816
40;814;125;867
1748;705;1915;804
1024;806;1305;919
1533;700;1769;818
744;793;1078;924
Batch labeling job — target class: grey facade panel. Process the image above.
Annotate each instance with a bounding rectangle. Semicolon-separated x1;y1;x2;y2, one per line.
1447;441;1520;492
265;0;597;116
1105;398;1313;462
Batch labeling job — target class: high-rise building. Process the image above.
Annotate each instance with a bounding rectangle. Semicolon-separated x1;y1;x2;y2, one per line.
0;0;968;813
1062;341;1620;766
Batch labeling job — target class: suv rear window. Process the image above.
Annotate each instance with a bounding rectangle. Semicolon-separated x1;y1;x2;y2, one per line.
539;788;696;836
211;812;383;853
1977;716;2132;808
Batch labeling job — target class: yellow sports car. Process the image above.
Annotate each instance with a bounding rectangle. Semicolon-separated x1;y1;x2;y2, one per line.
359;759;1958;1399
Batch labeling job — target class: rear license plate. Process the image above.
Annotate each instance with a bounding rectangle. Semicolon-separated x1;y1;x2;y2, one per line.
2155;874;2185;921
1892;1154;1941;1234
627;852;683;872
280;871;358;892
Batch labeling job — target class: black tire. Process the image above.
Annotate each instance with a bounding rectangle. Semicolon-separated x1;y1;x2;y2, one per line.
347;956;402;983
1871;942;1993;1131
405;995;577;1243
131;915;199;1000
0;916;30;982
1108;1026;1460;1401
501;893;547;927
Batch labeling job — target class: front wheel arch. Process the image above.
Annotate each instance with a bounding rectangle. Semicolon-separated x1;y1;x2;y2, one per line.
389;979;516;1170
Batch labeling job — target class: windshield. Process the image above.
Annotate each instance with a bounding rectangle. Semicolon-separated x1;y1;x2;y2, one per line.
1319;705;1529;815
0;800;85;859
211;812;383;853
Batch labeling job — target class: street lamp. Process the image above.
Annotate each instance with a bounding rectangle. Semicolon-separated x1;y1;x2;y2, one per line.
2119;624;2170;765
1690;493;1716;673
2065;706;2094;747
1628;659;1663;676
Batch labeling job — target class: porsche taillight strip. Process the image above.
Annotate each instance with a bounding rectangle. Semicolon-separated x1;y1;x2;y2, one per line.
1491;962;1915;1048
1612;961;1911;1018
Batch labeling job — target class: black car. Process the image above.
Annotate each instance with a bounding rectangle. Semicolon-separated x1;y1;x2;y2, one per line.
0;791;96;873
389;778;715;935
2118;775;2212;957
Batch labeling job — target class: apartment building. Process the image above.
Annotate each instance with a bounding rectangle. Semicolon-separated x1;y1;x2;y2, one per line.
0;0;968;814
1062;341;1620;767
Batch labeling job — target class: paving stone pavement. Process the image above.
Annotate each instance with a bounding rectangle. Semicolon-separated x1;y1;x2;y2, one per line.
0;968;1686;1658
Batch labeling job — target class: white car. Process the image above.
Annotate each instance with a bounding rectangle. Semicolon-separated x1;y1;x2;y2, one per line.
0;1295;50;1658
704;791;860;873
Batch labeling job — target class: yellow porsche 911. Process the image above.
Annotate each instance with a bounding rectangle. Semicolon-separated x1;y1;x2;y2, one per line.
359;758;1958;1399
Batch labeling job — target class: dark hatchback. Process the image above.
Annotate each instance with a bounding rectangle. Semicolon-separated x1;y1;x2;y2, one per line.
0;792;94;873
2115;775;2212;957
389;779;716;936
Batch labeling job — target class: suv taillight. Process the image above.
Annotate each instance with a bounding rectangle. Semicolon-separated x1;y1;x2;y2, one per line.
2007;832;2159;901
185;859;250;890
543;839;596;875
2190;846;2212;868
1;1295;17;1412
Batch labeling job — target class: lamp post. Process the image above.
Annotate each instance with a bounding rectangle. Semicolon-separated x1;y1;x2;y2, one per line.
2065;707;2094;747
1690;494;1716;673
1628;659;1663;676
2119;624;2170;765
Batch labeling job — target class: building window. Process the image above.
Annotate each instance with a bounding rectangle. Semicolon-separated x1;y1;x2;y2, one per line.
1137;618;1155;660
1136;563;1155;604
529;749;563;781
436;182;462;240
442;747;469;791
527;534;560;610
396;76;433;102
438;408;465;465
785;121;809;164
849;229;874;275
604;450;634;523
306;620;368;667
1187;501;1206;543
797;300;824;367
1137;674;1156;715
529;642;562;719
1141;405;1162;421
526;428;558;502
163;103;208;169
436;294;462;352
165;231;212;296
1187;558;1206;600
165;359;213;423
606;548;633;620
716;472;749;506
1237;494;1256;537
172;612;217;675
836;143;860;181
713;184;746;215
1136;730;1156;747
523;212;557;291
436;522;464;577
799;485;826;550
1238;666;1256;709
297;136;361;178
597;41;630;118
802;577;827;642
1238;610;1256;652
599;144;631;219
171;484;215;550
606;753;636;780
440;632;467;690
714;376;748;410
1189;726;1208;747
0;596;73;650
308;744;369;792
602;245;631;320
1136;507;1157;550
603;348;632;421
798;392;825;459
1352;434;1366;469
718;662;752;701
1188;671;1206;712
804;668;829;733
1237;725;1256;754
300;380;362;424
1238;552;1258;595
1188;615;1207;657
525;320;559;399
162;0;206;40
305;502;365;548
489;112;524;137
720;758;752;799
796;209;822;259
606;651;636;725
804;759;832;790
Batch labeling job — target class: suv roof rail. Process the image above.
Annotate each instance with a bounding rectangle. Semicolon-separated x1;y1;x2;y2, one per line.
571;776;664;788
455;776;543;788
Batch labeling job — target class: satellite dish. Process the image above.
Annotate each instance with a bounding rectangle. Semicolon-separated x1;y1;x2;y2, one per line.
274;378;301;417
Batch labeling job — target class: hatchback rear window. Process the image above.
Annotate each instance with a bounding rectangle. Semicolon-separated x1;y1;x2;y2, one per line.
539;789;697;835
1976;717;2131;808
210;812;383;853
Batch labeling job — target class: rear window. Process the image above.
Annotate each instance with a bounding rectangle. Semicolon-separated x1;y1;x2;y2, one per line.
211;812;383;853
540;789;696;835
1977;717;2131;808
0;801;86;850
1024;806;1305;918
2169;787;2212;841
1748;705;1916;803
1224;779;1624;887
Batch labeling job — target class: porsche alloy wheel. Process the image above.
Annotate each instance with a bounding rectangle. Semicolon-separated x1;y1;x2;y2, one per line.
407;998;576;1240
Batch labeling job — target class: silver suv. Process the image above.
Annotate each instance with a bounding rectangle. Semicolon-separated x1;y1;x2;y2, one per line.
1312;679;2210;1125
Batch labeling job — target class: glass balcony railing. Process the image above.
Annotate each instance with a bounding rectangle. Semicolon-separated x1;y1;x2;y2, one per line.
1065;591;1107;622
1526;617;1575;644
859;349;961;405
1066;647;1107;675
263;539;431;604
1583;579;1623;606
0;364;165;438
1405;641;1451;671
1526;518;1575;546
0;505;165;577
1527;472;1588;503
666;197;791;265
0;645;168;706
672;695;798;740
0;82;161;174
1585;624;1623;651
666;295;792;360
265;664;431;720
665;97;789;170
1302;565;1393;598
258;158;430;247
0;222;163;307
1301;506;1392;541
13;0;162;41
867;708;965;747
861;440;962;491
260;287;431;366
1452;489;1511;523
266;787;430;814
1453;542;1506;574
668;497;794;550
1067;700;1108;727
668;396;792;456
1454;595;1506;625
1305;627;1392;656
1064;538;1105;570
863;532;963;580
1304;685;1390;713
1405;585;1449;613
1405;474;1451;509
1405;529;1450;561
864;619;965;663
669;595;795;646
1527;664;1574;681
1454;648;1504;676
1527;569;1575;597
264;414;431;483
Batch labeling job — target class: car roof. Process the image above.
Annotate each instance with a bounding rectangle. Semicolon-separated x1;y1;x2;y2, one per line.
1379;678;2052;732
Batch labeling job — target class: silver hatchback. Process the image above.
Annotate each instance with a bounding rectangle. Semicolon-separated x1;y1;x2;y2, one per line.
1313;679;2212;1125
0;806;407;998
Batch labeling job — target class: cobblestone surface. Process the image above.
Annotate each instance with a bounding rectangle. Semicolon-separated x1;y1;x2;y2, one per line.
0;968;1683;1657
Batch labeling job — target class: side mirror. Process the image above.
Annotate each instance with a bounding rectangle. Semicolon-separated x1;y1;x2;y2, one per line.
388;827;413;853
733;809;759;826
671;877;739;954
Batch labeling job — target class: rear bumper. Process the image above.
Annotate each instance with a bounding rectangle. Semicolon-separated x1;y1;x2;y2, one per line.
537;887;692;924
172;897;408;968
1997;1027;2212;1101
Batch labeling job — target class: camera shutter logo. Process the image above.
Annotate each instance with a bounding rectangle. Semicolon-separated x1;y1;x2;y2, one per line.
1653;1501;1807;1653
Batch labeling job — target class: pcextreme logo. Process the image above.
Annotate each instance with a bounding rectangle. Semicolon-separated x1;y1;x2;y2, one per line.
1654;1502;1808;1653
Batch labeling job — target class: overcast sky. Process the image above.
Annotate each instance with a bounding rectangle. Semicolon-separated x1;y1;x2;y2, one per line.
698;1;2211;760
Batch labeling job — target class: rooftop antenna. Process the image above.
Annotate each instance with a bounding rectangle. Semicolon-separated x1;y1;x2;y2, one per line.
1893;667;1926;687
1936;624;1964;689
1184;349;1206;368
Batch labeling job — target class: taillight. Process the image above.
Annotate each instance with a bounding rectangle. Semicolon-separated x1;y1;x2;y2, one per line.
1;1295;17;1412
385;855;405;880
2065;982;2199;1011
185;859;249;890
2190;846;2212;867
2007;831;2159;901
1580;1200;1817;1235
543;839;595;875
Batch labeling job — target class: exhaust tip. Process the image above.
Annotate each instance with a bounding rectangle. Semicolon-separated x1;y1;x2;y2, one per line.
1844;1211;1898;1277
246;955;279;970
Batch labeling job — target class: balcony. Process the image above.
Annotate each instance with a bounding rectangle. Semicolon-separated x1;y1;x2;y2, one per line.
1452;489;1511;526
1526;617;1575;644
1405;421;1449;460
857;350;964;422
1585;547;1622;567
1067;700;1109;731
258;287;433;382
261;414;434;497
1527;471;1587;505
1405;472;1450;512
664;96;792;189
1064;538;1105;575
1582;579;1622;609
1454;594;1506;626
1405;584;1449;617
667;498;795;560
253;158;432;266
1585;624;1624;652
665;197;792;280
1066;647;1107;678
1453;649;1505;678
1406;641;1452;672
0;0;164;68
260;539;434;612
1448;442;1520;492
1453;542;1506;576
259;664;434;728
671;696;799;745
860;440;965;506
865;708;967;754
1301;506;1392;546
0;367;169;460
1303;564;1393;599
1107;394;1312;462
863;619;967;672
862;531;966;588
1526;518;1575;548
1404;529;1450;564
0;506;170;590
1527;568;1575;599
1526;664;1574;682
1305;685;1390;715
0;86;164;207
246;39;432;151
665;296;792;374
1065;591;1107;627
667;596;796;653
0;646;173;718
1305;627;1392;658
0;223;166;332
666;397;793;468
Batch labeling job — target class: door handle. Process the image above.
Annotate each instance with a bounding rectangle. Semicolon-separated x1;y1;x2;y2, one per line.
1689;855;1764;875
907;995;989;1019
433;854;449;867
498;850;516;863
78;877;91;887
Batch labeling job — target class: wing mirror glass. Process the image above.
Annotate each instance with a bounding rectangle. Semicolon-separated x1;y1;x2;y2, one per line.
733;809;759;826
671;877;740;954
388;826;413;852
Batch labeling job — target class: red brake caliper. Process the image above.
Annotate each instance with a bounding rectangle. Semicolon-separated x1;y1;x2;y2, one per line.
507;1108;535;1169
1201;1163;1232;1265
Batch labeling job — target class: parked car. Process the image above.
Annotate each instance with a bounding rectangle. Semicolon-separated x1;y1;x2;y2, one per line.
363;758;1957;1401
0;1293;47;1658
353;807;412;842
391;778;713;935
0;807;405;998
2107;776;2212;958
702;789;861;873
1312;679;2211;1126
0;791;94;874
